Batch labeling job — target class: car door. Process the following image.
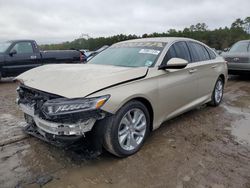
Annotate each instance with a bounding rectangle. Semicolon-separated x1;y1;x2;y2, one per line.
3;41;41;76
186;42;218;99
158;41;199;122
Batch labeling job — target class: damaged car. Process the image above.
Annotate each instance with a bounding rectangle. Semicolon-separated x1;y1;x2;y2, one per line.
16;37;228;157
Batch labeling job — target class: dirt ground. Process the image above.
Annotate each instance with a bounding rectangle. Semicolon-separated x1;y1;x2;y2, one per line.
0;76;250;188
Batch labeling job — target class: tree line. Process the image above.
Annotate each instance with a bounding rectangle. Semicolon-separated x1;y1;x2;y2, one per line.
41;17;250;51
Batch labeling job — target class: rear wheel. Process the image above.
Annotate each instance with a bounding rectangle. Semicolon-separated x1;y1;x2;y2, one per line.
209;77;224;106
103;100;150;157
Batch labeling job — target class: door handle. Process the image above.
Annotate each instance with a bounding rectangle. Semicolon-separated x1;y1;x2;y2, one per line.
189;69;197;74
30;55;37;59
211;65;217;69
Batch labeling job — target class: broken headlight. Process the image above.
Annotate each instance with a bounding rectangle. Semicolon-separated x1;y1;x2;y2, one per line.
42;95;110;116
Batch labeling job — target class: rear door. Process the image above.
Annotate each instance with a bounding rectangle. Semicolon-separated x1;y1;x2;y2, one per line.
158;41;199;121
186;41;218;99
4;41;41;76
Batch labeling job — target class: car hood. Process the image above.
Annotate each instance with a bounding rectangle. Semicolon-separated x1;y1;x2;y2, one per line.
16;64;148;98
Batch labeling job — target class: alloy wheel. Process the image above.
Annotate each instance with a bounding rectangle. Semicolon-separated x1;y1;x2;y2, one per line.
118;108;147;151
215;80;223;103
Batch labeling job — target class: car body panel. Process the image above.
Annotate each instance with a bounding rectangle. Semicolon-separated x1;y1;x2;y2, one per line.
227;62;250;71
194;57;227;98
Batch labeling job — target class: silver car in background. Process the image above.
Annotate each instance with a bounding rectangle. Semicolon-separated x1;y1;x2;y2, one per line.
222;40;250;75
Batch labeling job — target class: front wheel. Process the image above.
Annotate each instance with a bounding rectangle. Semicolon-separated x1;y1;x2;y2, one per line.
102;100;150;157
209;77;224;106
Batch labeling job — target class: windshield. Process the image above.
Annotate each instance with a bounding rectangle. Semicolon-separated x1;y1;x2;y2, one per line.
89;42;166;67
229;41;250;53
0;42;11;53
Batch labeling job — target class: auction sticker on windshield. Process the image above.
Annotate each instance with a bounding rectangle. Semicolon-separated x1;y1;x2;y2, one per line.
139;49;160;55
112;42;167;49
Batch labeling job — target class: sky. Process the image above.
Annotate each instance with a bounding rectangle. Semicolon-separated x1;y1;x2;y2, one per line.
0;0;249;44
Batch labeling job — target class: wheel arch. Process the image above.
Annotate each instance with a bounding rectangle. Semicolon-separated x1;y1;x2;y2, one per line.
124;97;154;132
219;74;225;83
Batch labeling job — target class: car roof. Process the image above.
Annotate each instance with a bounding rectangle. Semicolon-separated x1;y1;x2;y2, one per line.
7;40;36;43
118;37;199;44
235;40;250;43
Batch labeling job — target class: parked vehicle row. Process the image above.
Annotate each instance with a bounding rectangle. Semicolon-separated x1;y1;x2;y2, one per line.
15;37;228;157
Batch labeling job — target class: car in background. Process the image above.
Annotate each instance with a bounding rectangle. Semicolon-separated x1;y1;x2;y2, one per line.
0;40;83;80
222;40;250;75
83;45;109;61
212;48;223;55
16;37;227;157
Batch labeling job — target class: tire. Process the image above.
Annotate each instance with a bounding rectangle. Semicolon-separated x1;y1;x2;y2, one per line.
209;77;224;106
102;100;150;157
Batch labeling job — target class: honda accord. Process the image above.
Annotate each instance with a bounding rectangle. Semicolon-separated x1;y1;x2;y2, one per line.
16;37;227;157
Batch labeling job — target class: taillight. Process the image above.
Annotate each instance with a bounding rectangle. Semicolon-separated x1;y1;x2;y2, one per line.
80;53;83;62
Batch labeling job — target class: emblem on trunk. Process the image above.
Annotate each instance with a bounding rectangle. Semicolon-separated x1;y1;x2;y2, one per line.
233;57;240;61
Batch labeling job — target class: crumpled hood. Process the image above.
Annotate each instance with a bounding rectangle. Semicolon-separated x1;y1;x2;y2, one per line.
16;64;148;98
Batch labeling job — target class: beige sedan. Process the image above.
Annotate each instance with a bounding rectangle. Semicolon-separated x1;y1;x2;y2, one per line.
16;37;227;157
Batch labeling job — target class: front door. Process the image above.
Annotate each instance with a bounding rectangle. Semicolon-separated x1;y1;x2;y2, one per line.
158;41;198;122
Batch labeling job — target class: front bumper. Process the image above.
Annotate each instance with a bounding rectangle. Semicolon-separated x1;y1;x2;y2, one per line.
228;63;250;75
228;62;250;71
19;103;96;136
24;123;83;147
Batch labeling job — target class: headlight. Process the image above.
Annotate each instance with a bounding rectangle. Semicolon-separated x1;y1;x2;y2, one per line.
42;95;110;116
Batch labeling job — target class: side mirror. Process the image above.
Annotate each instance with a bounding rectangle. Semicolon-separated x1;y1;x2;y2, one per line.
9;49;17;56
158;58;188;70
223;48;229;52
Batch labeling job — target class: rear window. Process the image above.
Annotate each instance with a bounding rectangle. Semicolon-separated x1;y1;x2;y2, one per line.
188;42;210;62
206;47;217;59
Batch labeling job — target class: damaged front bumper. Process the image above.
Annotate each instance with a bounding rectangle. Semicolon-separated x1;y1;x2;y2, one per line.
20;104;97;136
16;85;110;150
19;103;107;149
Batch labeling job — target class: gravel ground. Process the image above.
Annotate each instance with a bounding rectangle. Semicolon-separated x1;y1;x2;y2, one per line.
0;76;249;188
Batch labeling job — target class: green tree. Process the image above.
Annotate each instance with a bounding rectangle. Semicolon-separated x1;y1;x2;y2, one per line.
231;18;244;29
40;17;250;51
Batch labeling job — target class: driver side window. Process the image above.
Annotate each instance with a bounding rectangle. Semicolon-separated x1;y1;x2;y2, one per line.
162;41;191;65
11;42;34;54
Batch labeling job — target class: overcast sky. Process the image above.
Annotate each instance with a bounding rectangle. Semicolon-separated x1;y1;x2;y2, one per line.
0;0;249;44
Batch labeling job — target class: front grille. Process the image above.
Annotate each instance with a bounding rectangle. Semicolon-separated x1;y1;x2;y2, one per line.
17;85;61;115
225;57;249;63
17;85;108;124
